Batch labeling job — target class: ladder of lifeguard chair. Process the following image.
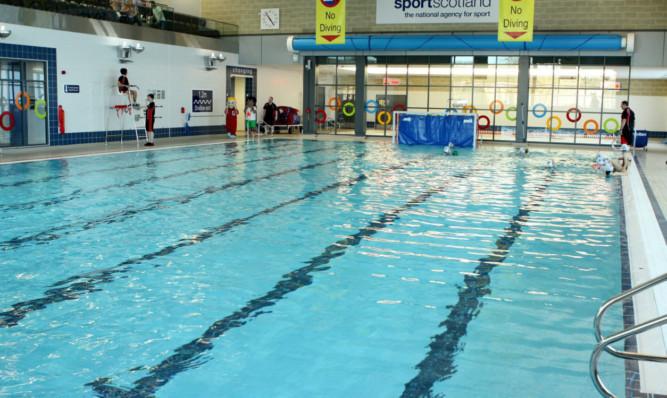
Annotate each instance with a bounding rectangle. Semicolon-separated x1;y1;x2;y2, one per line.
105;85;145;146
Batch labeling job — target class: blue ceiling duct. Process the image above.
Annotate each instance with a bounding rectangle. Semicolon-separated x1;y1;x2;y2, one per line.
288;34;625;52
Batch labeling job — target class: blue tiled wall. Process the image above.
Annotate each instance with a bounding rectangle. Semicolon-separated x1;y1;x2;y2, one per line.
0;43;58;142
49;125;227;145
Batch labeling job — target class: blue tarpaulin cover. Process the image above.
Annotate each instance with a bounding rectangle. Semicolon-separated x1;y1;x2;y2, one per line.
398;115;476;147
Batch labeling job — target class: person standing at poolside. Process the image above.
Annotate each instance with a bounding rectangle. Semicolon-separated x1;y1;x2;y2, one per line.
262;96;277;135
144;93;156;146
245;97;257;137
619;100;635;147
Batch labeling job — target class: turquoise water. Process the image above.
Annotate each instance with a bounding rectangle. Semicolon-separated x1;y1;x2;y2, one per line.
0;140;625;397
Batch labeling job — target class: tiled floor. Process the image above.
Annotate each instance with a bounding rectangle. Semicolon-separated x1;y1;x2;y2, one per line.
1;133;666;394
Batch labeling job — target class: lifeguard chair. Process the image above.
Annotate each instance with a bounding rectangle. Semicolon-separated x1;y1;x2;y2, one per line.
105;84;145;145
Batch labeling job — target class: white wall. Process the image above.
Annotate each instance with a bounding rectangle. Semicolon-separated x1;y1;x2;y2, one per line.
628;95;667;132
256;66;303;114
2;24;236;134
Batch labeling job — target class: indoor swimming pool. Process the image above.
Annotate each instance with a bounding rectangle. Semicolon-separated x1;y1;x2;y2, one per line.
0;139;626;397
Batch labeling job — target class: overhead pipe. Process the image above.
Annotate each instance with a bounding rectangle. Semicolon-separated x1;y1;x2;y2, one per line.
287;34;626;53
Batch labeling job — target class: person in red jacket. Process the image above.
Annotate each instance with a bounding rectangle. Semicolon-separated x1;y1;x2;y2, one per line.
225;97;238;138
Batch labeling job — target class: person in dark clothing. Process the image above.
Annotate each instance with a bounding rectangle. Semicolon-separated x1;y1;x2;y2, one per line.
620;100;635;146
262;96;277;135
117;68;138;106
144;93;155;146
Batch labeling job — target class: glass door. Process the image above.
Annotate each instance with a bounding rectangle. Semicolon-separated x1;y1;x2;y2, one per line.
0;59;49;147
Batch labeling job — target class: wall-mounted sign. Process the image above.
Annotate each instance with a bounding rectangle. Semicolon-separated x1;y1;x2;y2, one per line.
383;78;400;86
316;0;346;44
64;85;80;93
193;90;213;112
228;66;255;76
498;0;534;42
376;0;498;24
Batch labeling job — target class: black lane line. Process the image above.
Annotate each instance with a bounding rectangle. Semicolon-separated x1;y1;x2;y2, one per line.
0;146;343;251
0;155;430;329
0;141;310;212
0;139;295;189
400;172;555;398
85;168;476;397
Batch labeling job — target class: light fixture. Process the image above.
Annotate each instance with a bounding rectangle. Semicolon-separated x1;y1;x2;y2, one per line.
205;53;226;71
132;43;145;53
0;25;12;39
117;42;145;63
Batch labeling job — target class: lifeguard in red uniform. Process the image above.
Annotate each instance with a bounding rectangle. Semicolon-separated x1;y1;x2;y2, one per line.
225;97;238;138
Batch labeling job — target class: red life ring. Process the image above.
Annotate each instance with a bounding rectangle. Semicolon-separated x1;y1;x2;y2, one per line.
566;108;582;123
0;111;15;131
315;110;326;123
477;115;490;130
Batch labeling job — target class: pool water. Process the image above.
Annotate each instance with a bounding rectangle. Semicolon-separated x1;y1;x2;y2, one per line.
0;139;625;397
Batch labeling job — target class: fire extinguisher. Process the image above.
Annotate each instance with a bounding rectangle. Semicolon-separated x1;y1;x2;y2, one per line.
58;105;65;134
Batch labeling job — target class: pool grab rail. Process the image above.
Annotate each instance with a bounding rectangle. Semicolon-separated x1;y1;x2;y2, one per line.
590;272;667;397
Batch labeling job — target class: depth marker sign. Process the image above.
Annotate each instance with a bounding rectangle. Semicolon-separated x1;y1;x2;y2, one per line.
498;0;534;42
316;0;345;44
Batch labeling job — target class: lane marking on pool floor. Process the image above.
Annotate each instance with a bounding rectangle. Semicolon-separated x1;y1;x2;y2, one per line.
0;143;349;250
400;170;555;398
0;139;297;190
0;140;315;212
0;153;435;328
85;167;479;397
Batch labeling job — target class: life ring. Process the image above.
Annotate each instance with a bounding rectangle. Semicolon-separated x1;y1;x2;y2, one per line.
328;97;341;111
393;104;406;112
477;115;490;130
463;105;477;114
315;110;326;123
15;91;31;111
603;118;619;134
506;107;517;121
532;103;547;118
365;99;378;114
583;120;599;134
0;111;15;131
566;108;582;123
490;100;504;114
342;102;355;116
547;116;562;131
377;111;391;125
34;99;47;119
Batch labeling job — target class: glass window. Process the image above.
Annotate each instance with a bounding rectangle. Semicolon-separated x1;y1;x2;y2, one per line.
316;64;336;85
530;64;554;88
473;63;495;87
429;65;451;86
451;63;473;86
407;63;429;86
496;64;518;87
25;62;45;81
429;86;451;110
337;64;355;85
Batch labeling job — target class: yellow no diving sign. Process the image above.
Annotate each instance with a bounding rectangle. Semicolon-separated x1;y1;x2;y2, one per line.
316;0;345;45
498;0;534;42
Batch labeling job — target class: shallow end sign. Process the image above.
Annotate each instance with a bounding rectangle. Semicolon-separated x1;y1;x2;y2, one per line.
192;90;213;112
498;0;534;41
316;0;345;44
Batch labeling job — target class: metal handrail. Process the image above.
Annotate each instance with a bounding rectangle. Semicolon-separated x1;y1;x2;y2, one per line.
591;314;667;397
590;272;667;397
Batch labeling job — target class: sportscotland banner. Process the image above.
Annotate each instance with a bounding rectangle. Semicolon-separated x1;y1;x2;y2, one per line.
377;0;499;24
